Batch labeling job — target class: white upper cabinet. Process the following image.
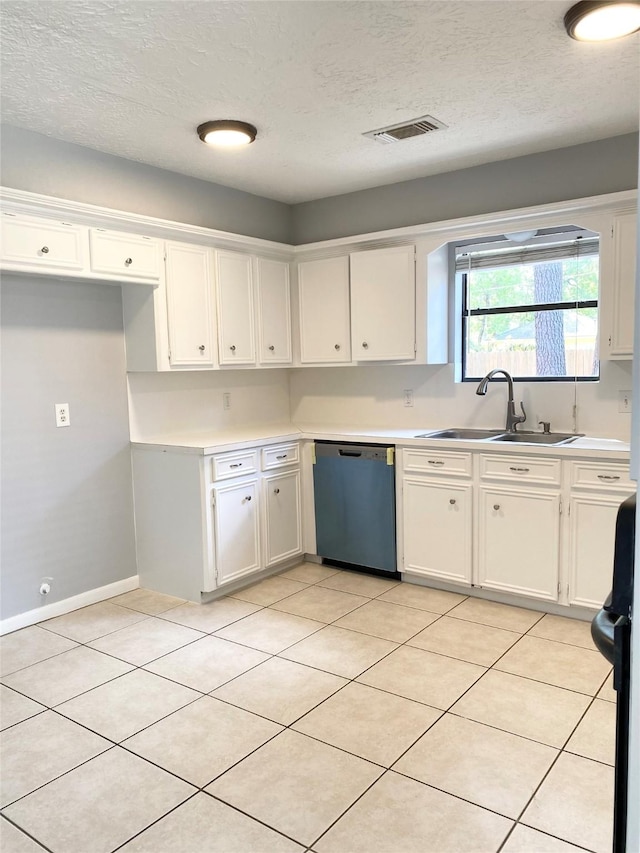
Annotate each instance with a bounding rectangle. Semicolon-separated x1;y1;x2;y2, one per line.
165;242;215;368
216;250;256;365
607;210;636;358
350;245;416;361
298;256;351;363
255;257;292;364
89;229;162;281
1;212;88;273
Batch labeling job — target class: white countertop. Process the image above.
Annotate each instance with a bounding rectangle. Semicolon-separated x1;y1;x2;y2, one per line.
131;422;631;460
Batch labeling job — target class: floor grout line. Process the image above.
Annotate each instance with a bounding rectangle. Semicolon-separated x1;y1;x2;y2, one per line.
0;574;614;853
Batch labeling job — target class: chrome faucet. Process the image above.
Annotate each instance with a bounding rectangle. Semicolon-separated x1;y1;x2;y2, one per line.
475;369;527;432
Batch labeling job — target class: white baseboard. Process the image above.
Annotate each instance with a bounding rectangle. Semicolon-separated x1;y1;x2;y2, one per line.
0;576;140;636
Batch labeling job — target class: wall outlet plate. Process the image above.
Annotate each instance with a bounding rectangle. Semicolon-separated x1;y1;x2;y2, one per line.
55;403;70;427
403;389;414;407
618;390;632;413
222;392;231;411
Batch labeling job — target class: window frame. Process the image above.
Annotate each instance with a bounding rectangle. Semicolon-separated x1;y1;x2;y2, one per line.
459;239;600;384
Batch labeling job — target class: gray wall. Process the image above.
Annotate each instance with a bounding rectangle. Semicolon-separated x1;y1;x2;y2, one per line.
291;133;640;243
0;125;292;244
1;276;137;620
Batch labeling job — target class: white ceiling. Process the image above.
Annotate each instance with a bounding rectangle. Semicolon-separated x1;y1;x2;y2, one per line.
1;1;638;204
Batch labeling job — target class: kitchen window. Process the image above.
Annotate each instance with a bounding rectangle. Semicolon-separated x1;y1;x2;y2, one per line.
458;229;600;382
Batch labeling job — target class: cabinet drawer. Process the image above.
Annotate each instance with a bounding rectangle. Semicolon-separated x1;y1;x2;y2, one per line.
89;229;162;280
1;213;86;271
212;449;258;481
262;443;299;470
403;448;472;478
569;460;633;491
479;454;561;486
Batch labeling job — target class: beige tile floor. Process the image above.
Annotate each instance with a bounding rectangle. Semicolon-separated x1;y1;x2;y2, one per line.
0;564;615;853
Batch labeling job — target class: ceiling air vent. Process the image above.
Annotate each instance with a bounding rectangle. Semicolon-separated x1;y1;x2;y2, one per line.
364;115;448;144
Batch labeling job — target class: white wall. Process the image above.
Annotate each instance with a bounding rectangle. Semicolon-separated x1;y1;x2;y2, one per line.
127;369;292;441
1;276;137;620
289;361;634;441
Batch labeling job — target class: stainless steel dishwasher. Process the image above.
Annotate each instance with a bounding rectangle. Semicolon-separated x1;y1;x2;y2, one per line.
312;441;398;576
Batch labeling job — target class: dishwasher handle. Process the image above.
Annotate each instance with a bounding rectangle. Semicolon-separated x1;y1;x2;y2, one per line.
338;449;362;457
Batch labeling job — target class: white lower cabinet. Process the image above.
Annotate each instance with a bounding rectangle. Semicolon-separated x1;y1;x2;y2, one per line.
567;494;622;609
132;441;303;602
400;446;629;610
263;470;302;567
403;477;472;584
477;485;560;602
566;460;635;608
212;478;261;586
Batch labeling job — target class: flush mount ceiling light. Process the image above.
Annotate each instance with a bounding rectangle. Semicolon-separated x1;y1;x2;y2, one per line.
564;1;640;41
197;120;257;147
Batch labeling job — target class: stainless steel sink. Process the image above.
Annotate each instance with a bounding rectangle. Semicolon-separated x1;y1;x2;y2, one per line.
416;429;505;440
417;428;583;445
491;432;582;445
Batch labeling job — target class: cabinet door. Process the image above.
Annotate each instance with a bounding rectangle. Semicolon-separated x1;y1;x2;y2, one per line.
298;257;351;363
350;245;415;361
568;493;629;609
212;479;260;586
478;486;560;601
608;211;637;357
216;250;255;365
165;242;215;368
1;213;87;271
89;229;162;280
403;478;472;584
256;258;292;364
263;470;302;567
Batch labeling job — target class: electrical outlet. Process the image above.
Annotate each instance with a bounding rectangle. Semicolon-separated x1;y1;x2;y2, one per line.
403;389;414;408
223;392;231;411
55;403;70;427
618;390;632;413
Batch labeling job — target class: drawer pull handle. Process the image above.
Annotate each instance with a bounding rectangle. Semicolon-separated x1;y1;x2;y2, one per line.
449;498;456;505
276;454;287;460
230;345;236;352
125;257;133;266
229;463;243;469
597;474;620;481
509;466;530;473
244;495;252;501
40;245;50;254
428;460;445;466
268;345;275;352
274;488;280;494
199;344;206;352
335;343;341;350
493;504;501;511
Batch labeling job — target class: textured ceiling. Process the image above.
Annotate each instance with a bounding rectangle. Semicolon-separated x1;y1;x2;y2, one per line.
1;1;638;203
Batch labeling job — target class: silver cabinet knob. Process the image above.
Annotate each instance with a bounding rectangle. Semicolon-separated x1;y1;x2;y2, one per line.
493;504;501;511
40;246;49;254
244;495;252;501
125;257;133;266
362;342;369;349
274;488;280;494
230;345;236;352
268;345;275;352
199;344;206;352
334;344;341;350
449;498;456;505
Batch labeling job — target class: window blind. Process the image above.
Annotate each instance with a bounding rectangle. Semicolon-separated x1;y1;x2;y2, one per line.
455;236;599;272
